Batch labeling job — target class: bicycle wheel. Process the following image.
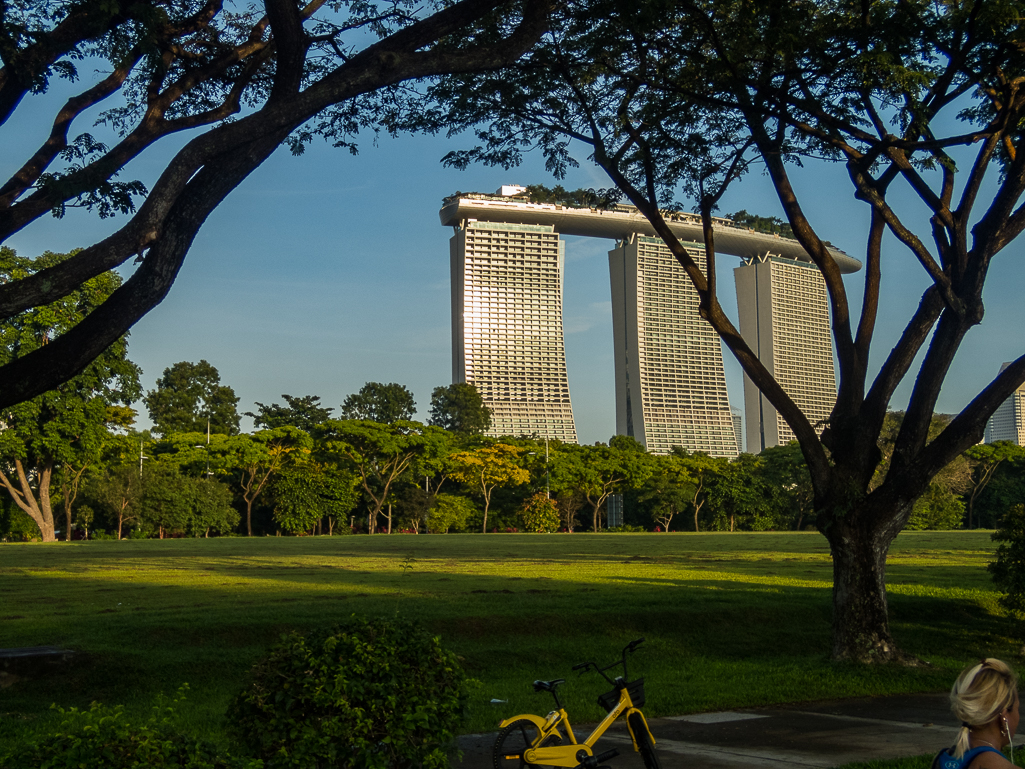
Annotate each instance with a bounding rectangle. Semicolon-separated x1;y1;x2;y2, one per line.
493;719;551;769
628;712;662;769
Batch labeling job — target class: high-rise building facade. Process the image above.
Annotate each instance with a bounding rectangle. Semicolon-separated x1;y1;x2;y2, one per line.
985;362;1025;445
734;255;836;452
609;235;738;456
442;188;860;451
449;220;578;441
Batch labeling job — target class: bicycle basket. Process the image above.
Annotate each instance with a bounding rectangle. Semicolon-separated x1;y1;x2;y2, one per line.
597;678;645;713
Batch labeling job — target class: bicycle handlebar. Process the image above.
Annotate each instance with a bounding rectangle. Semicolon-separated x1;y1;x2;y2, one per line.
572;639;645;685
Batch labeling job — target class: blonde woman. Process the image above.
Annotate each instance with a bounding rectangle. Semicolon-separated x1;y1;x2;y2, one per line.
934;659;1020;769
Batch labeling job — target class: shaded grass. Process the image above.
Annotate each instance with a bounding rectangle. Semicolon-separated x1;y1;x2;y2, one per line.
0;531;1014;752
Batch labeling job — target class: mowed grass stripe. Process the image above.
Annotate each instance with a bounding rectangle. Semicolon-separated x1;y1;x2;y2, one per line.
0;531;1009;748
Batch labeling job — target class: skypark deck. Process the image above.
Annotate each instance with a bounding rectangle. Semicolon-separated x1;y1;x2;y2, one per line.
440;193;863;274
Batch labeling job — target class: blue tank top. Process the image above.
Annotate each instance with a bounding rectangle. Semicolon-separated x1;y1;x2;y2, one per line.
934;746;1004;769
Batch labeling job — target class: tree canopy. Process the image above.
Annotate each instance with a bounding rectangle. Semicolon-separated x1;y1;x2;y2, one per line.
144;360;240;436
428;382;492;434
0;0;552;410
341;382;417;424
247;394;333;432
0;248;141;541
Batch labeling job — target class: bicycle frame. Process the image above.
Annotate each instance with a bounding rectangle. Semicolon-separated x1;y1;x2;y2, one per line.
497;681;656;767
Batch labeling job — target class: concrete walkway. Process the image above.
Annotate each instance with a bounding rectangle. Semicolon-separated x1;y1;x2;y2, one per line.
457;693;957;768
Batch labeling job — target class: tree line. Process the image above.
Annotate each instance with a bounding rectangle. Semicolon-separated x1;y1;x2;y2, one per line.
4;332;1022;541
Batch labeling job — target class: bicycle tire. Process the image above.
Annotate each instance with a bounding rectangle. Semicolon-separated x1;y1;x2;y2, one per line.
493;719;561;769
627;711;662;769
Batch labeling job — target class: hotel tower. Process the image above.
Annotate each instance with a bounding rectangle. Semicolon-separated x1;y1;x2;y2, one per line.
449;216;577;441
985;362;1025;445
441;187;861;453
609;235;737;455
734;255;837;452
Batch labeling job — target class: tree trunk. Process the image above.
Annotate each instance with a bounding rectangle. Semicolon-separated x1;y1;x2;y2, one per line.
824;511;919;663
386;503;392;534
0;460;57;541
245;499;253;536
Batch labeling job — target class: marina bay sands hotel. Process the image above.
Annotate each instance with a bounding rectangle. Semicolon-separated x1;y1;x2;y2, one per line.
440;186;862;456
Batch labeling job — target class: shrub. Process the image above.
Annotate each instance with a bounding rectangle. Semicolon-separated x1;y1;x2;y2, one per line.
427;493;475;533
990;504;1025;619
520;493;559;533
1;686;260;769
228;615;467;769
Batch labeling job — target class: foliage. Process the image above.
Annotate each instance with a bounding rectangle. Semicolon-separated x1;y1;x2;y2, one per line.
340;382;416;424
0;686;260;769
523;184;621;209
520;493;559;533
227;615;467;769
0;248;141;541
247;395;333;433
728;210;794;239
552;441;650;532
964;442;1025;529
319;420;447;532
706;454;786;532
144;361;240;436
990;504;1025;620
271;456;358;535
448;443;530;532
906;486;965;531
428;383;492;435
427;493;476;533
638;454;696;532
0;0;551;411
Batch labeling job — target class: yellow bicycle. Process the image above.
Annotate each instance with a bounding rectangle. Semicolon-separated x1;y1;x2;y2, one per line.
493;638;661;769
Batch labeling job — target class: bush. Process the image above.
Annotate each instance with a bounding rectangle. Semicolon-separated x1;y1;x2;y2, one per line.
427;494;475;534
1;686;260;769
228;615;467;769
520;493;559;533
990;504;1025;619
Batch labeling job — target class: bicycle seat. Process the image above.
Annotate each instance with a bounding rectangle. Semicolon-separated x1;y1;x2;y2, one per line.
533;678;566;693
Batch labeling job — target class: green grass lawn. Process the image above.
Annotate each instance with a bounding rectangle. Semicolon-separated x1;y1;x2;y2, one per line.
0;531;1015;751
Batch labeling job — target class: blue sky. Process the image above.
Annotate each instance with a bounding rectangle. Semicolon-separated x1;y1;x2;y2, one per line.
5;91;1023;444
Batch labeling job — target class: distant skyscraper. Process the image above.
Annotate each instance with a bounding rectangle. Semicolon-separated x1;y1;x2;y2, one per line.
442;188;860;449
985;362;1025;445
734;255;836;452
609;235;738;456
449;220;577;442
731;408;744;455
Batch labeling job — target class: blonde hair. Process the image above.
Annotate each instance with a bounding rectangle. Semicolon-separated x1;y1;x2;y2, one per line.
950;658;1019;758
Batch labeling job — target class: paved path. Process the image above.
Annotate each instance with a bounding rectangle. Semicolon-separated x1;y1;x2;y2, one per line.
456;693;956;768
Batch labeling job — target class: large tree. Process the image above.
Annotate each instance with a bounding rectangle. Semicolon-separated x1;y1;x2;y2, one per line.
340;382;417;424
448;442;529;531
317;419;440;532
426;0;1025;660
0;249;141;542
247;394;333;432
428;382;493;434
144;360;240;435
0;0;552;410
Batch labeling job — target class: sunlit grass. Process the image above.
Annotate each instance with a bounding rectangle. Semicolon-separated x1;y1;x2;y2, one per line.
0;531;1015;752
